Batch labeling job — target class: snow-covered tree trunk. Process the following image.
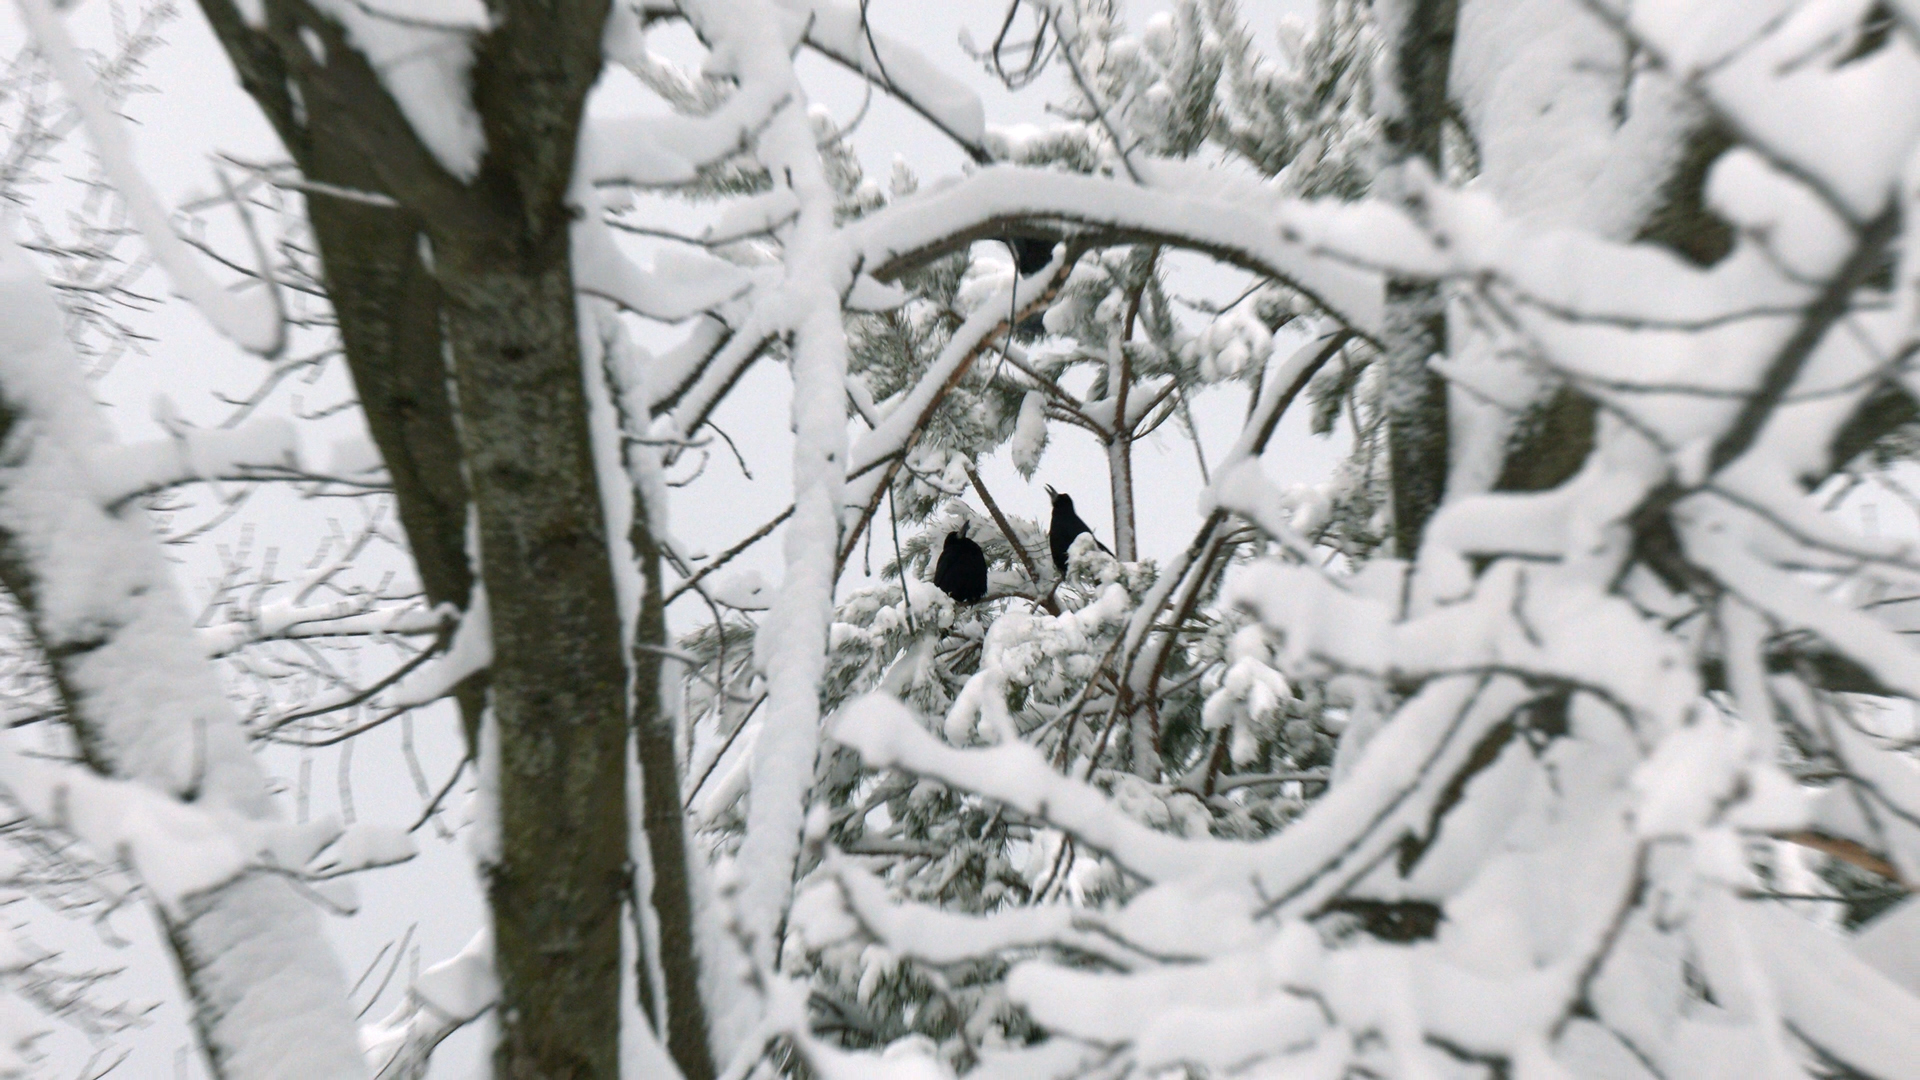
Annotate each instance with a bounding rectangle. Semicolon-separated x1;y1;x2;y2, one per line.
0;239;368;1079
191;0;648;1071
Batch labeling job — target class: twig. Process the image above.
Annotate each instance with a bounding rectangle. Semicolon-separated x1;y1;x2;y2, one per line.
663;506;794;606
888;483;916;635
963;461;1058;614
1775;829;1915;889
408;758;470;834
685;691;768;807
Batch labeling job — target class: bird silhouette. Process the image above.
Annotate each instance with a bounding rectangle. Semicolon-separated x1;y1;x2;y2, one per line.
1046;486;1109;573
1004;235;1057;277
932;525;989;604
1002;237;1056;339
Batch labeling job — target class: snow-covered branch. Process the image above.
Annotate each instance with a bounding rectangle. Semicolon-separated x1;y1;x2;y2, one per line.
0;234;367;1076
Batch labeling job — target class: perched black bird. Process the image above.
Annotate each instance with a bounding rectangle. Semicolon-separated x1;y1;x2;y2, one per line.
1002;237;1057;339
932;526;989;604
1005;235;1057;277
1047;486;1109;573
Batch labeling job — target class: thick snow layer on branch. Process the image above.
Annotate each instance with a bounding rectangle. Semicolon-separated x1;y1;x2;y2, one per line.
1855;899;1920;997
1685;509;1920;705
1448;0;1698;238
88;417;299;504
387;585;490;708
199;601;447;658
0;743;251;913
361;929;496;1079
793;854;1130;966
1743;900;1920;1079
1821;719;1920;880
672;0;857;982
0;995;46;1078
1008;949;1324;1070
1230;558;1698;733
833;694;1224;882
1633;0;1920;220
584;4;807;187
573;184;759;320
845;166;1387;338
795;0;985;150
0;234;368;1077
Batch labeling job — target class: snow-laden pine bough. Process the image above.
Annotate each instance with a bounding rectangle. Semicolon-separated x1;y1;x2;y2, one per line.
732;4;1920;1080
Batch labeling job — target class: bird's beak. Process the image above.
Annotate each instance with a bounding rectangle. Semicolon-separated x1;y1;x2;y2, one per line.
1045;484;1057;500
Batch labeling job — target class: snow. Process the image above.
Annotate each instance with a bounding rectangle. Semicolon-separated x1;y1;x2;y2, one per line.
1633;0;1920;221
832;693;1226;882
26;0;1920;1072
307;0;490;182
796;1;986;151
848;165;1388;338
848;262;1062;478
0;230;372;1077
386;585;491;709
572;184;760;321
199;601;447;659
0;743;253;914
410;928;495;1021
465;705;500;868
584;20;802;189
1744;900;1920;1079
795;852;1132;966
361;929;497;1079
665;0;862;986
1009;390;1048;477
87;415;299;505
1855;899;1920;997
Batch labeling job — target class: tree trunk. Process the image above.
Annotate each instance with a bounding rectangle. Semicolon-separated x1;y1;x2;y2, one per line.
199;0;640;1069
1381;281;1449;558
1108;430;1137;563
1378;0;1457;558
436;259;630;1079
304;195;488;742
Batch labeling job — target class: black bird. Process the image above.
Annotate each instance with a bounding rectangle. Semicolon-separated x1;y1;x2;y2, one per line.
1047;486;1109;573
1002;237;1057;339
1005;235;1057;277
932;526;989;604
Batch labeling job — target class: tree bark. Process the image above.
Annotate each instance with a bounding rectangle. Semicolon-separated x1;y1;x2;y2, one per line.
305;196;489;741
196;0;484;743
200;0;644;1069
631;517;718;1080
436;260;630;1080
1378;0;1457;557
